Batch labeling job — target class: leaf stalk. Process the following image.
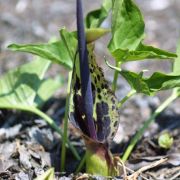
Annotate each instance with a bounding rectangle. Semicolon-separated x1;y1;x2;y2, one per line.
112;61;121;92
122;91;177;161
118;89;136;108
61;70;73;171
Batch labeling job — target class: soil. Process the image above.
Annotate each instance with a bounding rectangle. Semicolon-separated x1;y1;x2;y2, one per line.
0;1;180;179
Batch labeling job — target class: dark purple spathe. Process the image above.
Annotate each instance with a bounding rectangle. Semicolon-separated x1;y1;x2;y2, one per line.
76;0;97;140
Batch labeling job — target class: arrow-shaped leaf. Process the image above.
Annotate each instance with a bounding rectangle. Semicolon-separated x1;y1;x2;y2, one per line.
108;0;176;62
8;28;109;70
106;60;180;95
8;40;73;69
0;57;62;109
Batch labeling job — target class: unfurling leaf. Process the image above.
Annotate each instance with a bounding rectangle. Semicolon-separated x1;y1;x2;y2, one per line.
85;0;112;28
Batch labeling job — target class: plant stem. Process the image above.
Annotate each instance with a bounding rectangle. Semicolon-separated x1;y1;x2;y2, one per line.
75;153;86;173
60;71;73;171
122;91;177;162
112;61;121;92
85;140;115;176
0;105;80;161
118;89;136;108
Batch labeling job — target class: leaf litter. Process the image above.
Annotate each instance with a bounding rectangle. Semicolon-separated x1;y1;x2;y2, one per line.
0;96;179;179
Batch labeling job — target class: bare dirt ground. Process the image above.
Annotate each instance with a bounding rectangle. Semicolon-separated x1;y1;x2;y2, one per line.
0;1;180;179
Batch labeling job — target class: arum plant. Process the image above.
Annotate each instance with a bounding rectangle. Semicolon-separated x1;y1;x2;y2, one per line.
72;0;180;175
8;27;110;172
69;0;121;176
7;0;180;177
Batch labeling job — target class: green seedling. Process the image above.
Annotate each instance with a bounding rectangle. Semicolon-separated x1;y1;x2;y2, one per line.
3;0;180;177
158;132;173;149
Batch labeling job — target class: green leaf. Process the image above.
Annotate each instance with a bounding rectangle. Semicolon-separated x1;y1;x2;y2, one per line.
111;43;177;62
106;60;180;95
173;40;180;75
108;0;145;53
8;39;73;69
0;58;62;109
108;0;176;62
123;71;180;95
6;35;80;161
59;28;77;60
85;0;112;28
173;40;180;97
8;28;109;70
136;44;177;59
37;75;64;106
34;168;54;180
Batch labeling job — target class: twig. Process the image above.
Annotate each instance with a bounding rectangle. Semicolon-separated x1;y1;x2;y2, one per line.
127;158;168;180
116;158;148;180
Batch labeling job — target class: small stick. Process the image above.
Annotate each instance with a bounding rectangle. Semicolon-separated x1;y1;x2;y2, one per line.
127;158;168;180
117;161;148;180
